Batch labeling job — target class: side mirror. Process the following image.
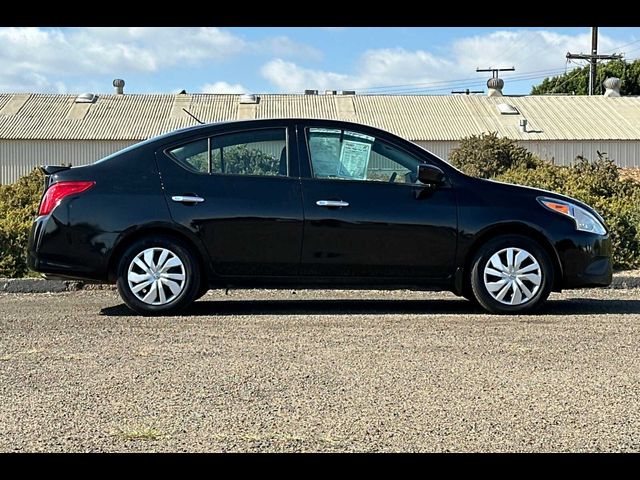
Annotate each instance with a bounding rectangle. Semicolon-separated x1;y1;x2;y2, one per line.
417;164;445;186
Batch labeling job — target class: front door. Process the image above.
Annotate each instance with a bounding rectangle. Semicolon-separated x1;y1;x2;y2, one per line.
298;125;457;279
156;124;303;277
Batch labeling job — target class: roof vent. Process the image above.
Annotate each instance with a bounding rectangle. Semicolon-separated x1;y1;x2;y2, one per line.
305;89;318;95
519;118;528;133
75;93;98;104
603;77;621;97
487;77;504;97
239;93;259;104
496;103;519;115
113;79;125;95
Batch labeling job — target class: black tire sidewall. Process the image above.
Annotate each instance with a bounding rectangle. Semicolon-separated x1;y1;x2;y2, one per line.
470;235;553;314
116;236;200;316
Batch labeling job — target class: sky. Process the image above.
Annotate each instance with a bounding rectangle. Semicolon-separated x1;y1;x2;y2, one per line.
2;27;640;96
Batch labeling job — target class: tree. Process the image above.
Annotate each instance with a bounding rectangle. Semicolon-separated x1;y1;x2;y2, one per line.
531;59;640;96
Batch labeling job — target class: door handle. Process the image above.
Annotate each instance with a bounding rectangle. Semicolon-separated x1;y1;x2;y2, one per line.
316;200;349;208
172;195;205;204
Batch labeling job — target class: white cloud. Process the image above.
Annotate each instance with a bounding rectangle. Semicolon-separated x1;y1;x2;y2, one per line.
261;49;453;92
261;59;351;92
255;36;323;62
261;30;622;94
201;81;247;94
0;27;321;93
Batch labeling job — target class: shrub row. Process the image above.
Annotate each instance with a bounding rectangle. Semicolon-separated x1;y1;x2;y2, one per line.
0;168;43;278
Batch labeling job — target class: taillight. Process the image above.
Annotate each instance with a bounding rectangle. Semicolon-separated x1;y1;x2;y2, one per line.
38;181;95;216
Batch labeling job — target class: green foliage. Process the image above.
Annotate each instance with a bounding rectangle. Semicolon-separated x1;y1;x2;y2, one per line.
222;145;280;176
449;132;539;179
531;59;640;96
496;154;640;270
0;169;44;278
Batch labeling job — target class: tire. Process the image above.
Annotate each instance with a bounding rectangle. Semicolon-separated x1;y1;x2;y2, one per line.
470;235;554;314
195;283;209;301
116;235;201;316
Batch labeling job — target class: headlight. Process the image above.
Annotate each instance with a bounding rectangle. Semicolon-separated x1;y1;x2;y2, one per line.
537;196;607;235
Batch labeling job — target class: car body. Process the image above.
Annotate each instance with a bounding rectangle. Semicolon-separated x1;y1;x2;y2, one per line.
27;118;612;315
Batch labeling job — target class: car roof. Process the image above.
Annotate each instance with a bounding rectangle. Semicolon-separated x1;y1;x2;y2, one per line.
150;117;398;143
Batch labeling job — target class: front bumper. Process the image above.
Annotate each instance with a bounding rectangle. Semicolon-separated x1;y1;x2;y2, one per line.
558;232;612;289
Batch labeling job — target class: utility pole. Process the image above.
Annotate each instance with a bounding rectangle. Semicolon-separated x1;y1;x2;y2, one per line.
590;27;598;96
566;27;623;95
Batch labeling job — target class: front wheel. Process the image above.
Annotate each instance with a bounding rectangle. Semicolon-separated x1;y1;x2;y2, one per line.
470;235;554;314
116;236;201;316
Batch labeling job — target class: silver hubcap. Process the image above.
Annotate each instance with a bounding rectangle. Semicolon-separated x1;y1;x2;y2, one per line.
483;247;542;306
127;247;186;305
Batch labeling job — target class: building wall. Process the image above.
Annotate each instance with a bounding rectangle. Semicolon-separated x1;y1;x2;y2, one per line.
415;140;640;167
0;140;137;183
518;140;640;168
2;138;640;184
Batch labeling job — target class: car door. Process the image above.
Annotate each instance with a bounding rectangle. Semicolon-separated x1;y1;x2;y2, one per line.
156;122;303;277
298;123;457;279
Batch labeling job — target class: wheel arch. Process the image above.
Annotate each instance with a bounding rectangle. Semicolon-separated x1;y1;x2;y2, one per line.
461;223;563;294
107;224;211;287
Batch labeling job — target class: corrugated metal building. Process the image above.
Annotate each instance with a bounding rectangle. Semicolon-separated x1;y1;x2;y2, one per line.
1;91;640;183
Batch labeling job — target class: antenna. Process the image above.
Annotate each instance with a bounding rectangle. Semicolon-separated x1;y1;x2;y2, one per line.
451;89;484;95
476;67;515;79
182;108;204;125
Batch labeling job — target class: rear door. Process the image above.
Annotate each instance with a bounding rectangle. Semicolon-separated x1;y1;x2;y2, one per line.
156;122;303;277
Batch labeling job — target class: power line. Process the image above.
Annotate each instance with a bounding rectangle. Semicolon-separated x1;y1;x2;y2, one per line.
550;62;589;94
357;66;569;93
602;38;640;54
360;67;568;95
379;69;571;95
383;72;568;95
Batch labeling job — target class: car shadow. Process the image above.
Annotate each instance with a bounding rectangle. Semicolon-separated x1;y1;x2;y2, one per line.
99;297;640;317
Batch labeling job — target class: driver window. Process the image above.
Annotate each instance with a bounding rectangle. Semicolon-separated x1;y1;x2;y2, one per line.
306;128;417;184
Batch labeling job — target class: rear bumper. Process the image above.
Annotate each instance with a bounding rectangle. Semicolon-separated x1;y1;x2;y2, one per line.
559;233;612;289
27;214;115;283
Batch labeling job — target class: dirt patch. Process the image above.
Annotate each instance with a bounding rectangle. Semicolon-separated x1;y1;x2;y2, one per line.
620;168;640;184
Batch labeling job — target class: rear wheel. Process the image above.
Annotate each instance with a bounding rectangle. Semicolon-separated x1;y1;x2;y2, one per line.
116;235;200;316
470;235;553;314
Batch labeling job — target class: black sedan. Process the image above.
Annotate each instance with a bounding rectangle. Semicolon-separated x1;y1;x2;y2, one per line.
27;118;612;315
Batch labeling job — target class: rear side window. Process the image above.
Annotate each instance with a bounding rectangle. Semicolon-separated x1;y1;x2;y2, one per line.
167;128;287;177
211;128;286;176
168;138;209;173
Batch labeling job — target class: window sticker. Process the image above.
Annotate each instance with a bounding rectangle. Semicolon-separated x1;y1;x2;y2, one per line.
343;130;375;142
337;140;372;179
309;130;342;177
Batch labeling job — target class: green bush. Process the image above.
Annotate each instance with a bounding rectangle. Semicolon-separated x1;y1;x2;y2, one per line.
495;154;640;271
449;131;539;179
0;168;44;278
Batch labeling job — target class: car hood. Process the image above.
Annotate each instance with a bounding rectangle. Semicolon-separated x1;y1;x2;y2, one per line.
479;177;606;224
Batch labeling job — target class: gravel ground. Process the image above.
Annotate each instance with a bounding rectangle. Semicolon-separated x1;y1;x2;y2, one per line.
1;287;640;452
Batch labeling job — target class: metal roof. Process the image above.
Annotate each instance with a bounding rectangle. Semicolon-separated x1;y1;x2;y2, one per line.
0;93;639;141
